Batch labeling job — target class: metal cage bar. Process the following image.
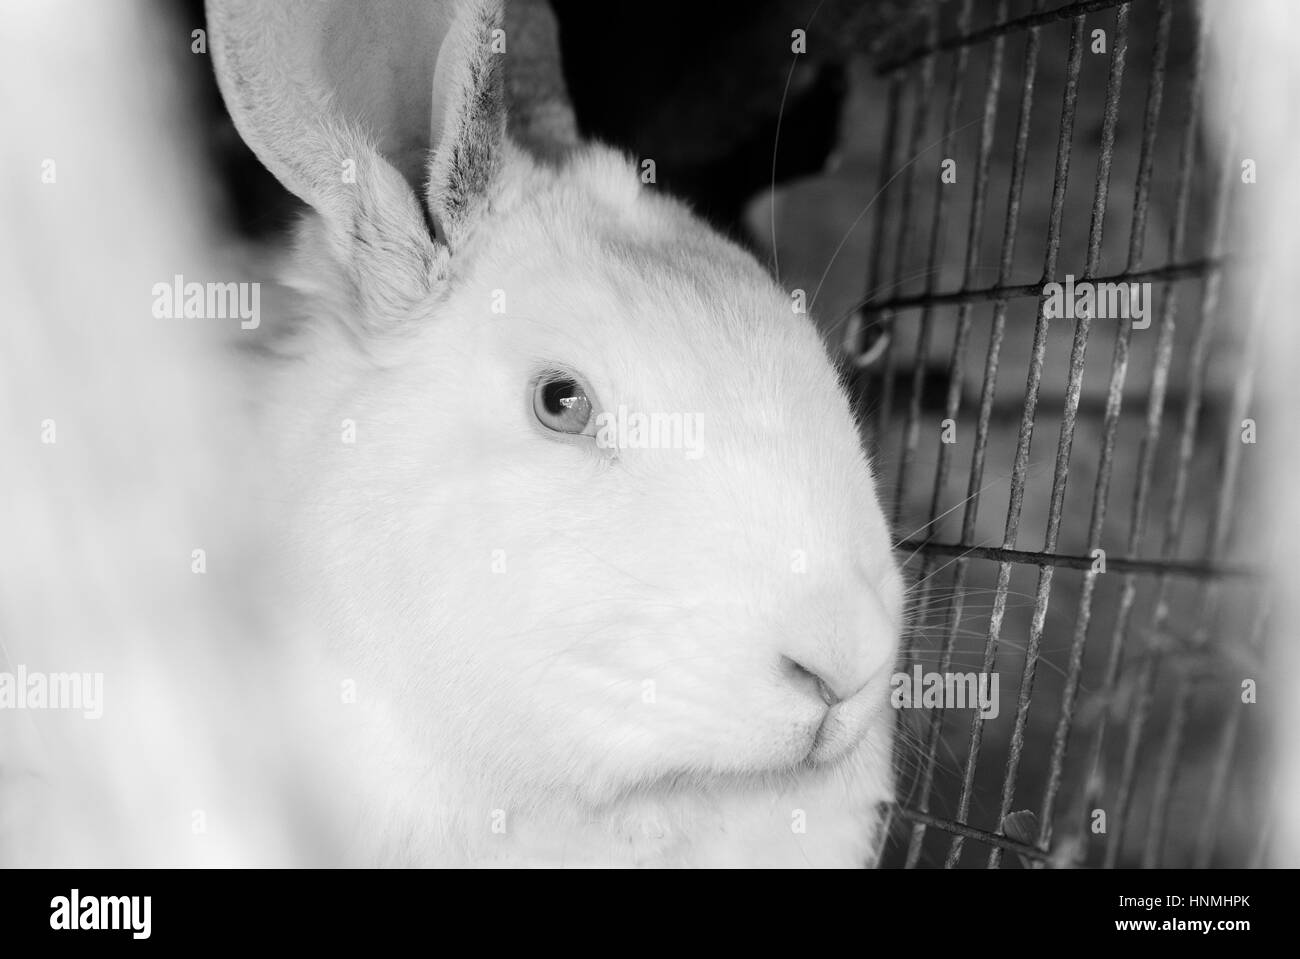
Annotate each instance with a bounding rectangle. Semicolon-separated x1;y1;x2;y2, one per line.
899;0;1011;870
984;3;1129;870
854;0;1262;867
942;5;1088;869
857;258;1216;315
1108;5;1214;866
881;0;1133;73
902;0;1048;869
878;11;941;485
892;0;976;529
1037;0;1171;857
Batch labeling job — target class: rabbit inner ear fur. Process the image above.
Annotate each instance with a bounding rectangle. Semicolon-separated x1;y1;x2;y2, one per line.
424;0;508;250
208;0;509;315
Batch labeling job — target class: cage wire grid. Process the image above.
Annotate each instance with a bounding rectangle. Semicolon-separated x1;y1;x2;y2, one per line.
840;0;1269;868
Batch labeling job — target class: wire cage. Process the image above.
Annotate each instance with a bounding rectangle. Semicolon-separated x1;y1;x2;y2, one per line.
839;0;1268;867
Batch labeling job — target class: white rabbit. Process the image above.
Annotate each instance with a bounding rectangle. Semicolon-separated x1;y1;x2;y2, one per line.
209;0;904;867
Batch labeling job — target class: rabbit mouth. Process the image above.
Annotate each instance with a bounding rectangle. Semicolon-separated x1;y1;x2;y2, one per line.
804;716;851;766
803;694;888;767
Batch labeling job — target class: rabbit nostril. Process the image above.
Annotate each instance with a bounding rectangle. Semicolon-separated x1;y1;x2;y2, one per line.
814;676;840;707
783;657;843;707
811;670;842;712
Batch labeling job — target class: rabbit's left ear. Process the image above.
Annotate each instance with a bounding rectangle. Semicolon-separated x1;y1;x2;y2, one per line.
424;0;509;248
503;0;580;162
208;0;507;290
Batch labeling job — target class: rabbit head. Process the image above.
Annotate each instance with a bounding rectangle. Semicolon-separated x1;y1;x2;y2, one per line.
210;0;902;865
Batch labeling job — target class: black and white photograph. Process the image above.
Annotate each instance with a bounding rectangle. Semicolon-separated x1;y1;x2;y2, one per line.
0;0;1296;936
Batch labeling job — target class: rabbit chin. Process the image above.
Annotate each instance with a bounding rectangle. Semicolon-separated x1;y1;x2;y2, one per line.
343;716;895;868
502;741;894;868
325;672;896;867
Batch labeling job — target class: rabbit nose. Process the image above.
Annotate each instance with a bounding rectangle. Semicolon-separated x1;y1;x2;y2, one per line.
783;658;845;706
779;589;898;707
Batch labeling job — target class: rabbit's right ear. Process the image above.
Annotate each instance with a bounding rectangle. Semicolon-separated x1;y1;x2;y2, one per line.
207;0;508;307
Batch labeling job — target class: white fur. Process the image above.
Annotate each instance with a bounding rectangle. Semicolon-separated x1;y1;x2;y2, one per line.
228;0;905;867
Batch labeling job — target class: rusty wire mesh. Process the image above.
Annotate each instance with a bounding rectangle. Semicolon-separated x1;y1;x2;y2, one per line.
840;0;1269;867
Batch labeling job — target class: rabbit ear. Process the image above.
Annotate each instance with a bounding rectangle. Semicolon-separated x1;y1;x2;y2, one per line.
208;0;507;269
503;0;580;162
423;0;508;248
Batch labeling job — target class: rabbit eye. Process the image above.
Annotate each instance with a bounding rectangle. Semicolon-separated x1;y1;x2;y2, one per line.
533;372;594;435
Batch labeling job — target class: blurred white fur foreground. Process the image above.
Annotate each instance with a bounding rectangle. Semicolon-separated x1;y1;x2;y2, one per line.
0;0;341;866
1202;0;1300;867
